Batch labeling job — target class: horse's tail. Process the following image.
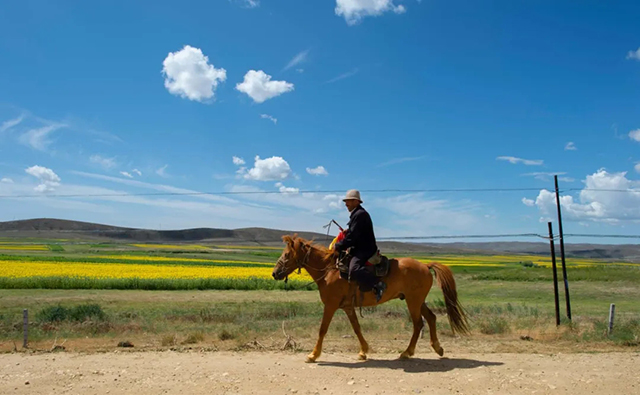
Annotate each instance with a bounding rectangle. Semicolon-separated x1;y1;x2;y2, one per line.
426;262;470;335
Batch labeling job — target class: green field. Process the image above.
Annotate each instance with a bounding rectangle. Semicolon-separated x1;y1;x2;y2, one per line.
0;240;638;353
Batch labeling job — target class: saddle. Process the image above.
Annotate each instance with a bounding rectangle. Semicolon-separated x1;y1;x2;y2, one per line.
336;249;391;280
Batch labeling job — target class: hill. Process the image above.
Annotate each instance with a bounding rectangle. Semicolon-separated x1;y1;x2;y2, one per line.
1;218;640;260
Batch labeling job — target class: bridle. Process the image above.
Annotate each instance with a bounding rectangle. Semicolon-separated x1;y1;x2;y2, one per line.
282;243;312;280
281;243;332;289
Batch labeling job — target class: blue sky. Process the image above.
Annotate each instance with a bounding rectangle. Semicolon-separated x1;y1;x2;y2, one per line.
1;0;640;243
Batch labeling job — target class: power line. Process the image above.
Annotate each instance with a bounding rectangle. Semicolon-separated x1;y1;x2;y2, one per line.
0;187;559;199
565;188;640;193
377;233;548;240
0;229;550;241
1;229;639;241
564;233;640;239
2;187;640;199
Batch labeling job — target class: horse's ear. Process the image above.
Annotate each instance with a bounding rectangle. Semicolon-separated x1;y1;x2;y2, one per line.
299;239;309;251
282;235;293;246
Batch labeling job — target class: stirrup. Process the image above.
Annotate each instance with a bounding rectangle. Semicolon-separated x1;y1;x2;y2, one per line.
374;281;386;302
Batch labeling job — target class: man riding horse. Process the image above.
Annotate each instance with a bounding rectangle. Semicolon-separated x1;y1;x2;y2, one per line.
333;189;387;302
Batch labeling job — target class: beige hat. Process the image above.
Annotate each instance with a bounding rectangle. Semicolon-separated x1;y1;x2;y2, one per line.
342;189;362;203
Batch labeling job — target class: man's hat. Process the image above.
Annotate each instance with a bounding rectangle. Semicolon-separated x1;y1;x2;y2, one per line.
342;189;362;203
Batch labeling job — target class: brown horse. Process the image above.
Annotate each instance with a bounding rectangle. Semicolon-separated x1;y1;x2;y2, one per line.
272;234;469;363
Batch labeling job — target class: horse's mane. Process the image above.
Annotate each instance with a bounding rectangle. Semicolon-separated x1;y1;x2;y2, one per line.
310;240;338;262
283;234;337;263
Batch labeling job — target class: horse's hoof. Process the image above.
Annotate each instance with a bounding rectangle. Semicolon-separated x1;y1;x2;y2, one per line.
358;353;367;361
399;352;412;360
305;355;317;363
435;347;444;357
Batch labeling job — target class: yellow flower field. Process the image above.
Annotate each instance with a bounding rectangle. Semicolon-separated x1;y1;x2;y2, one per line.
95;255;273;266
0;260;310;281
213;245;281;250
0;250;636;290
0;245;48;251
130;244;212;250
417;254;637;268
417;261;505;267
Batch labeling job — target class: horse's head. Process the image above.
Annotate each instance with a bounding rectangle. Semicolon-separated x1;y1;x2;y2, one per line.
272;234;309;280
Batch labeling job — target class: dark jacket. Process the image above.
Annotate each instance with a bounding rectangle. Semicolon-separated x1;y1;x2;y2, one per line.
334;205;378;259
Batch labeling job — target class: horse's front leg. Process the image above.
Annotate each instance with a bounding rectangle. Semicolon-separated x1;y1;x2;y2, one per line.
344;307;370;360
306;304;338;363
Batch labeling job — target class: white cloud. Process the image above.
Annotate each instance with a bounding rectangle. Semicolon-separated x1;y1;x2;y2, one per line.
522;198;535;207
532;169;640;224
496;156;544;166
71;171;234;203
629;129;640;142
522;172;566;181
296;69;304;74
284;49;310;71
1;165;503;238
0;169;342;233
119;169;141;178
626;47;640;61
377;156;425;168
229;184;344;215
235;70;294;103
260;114;277;124
13;175;314;230
231;0;259;8
25;165;61;192
306;166;328;176
0;114;25;133
371;193;483;236
275;182;299;194
19;124;65;151
162;45;227;102
565;142;577;151
232;156;246;166
325;68;359;84
90;155;117;169
1;177;14;184
156;165;169;178
323;194;343;210
635;163;640;174
335;0;406;25
243;156;292;181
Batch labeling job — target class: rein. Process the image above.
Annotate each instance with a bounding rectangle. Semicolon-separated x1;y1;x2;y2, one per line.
284;245;334;291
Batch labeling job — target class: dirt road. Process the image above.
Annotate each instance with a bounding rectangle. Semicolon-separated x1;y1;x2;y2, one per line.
1;351;638;394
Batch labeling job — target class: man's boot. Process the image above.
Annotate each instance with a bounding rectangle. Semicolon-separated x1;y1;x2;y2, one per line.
373;281;386;303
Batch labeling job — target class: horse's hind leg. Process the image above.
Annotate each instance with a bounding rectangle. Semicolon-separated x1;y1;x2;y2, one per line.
400;298;424;359
344;307;370;360
306;304;338;363
421;302;444;356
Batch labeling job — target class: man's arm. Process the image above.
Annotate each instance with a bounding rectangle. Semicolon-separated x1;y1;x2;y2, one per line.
335;212;363;251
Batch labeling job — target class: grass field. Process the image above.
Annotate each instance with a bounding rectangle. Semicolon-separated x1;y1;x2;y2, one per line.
0;240;638;353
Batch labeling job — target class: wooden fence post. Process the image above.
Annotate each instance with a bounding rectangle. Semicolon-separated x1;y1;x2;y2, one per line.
548;222;560;326
608;303;615;335
23;309;28;349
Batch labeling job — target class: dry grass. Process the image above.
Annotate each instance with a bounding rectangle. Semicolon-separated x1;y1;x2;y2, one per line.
161;334;177;347
182;332;205;345
218;329;236;341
